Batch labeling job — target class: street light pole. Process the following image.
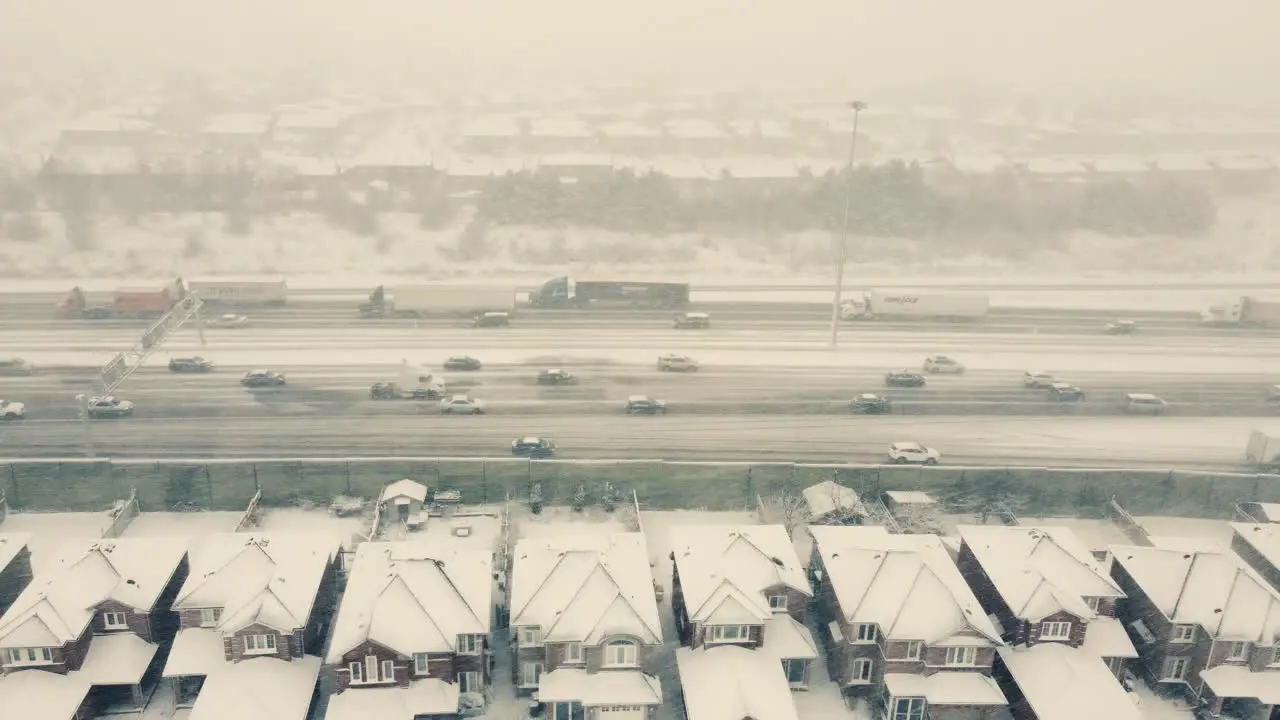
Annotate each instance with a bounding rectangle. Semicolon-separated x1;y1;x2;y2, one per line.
829;100;867;348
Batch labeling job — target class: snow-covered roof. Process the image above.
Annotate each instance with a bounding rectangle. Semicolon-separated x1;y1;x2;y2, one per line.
0;538;186;647
599;121;659;138
996;644;1142;720
672;525;809;626
1088;155;1152;174
676;646;799;720
462;116;521;138
380;479;427;504
1213;154;1275;171
664;119;726;139
884;491;937;506
759;120;792;139
643;156;716;180
173;533;339;635
0;533;31;571
72;632;157;685
810;526;1000;644
0;669;89;720
1199;664;1280;705
883;672;1007;706
707;157;801;180
443;155;528;177
511;533;660;644
326;542;491;661
959;525;1125;622
201;114;273;136
1111;544;1280;642
1230;523;1280;570
1023;156;1087;174
801;480;866;520
189;655;321;720
530;118;592;138
539;668;662;705
1248;503;1280;523
164;627;227;677
62;113;152;133
538;154;615;168
1080;616;1138;659
326;679;461;720
761;615;817;661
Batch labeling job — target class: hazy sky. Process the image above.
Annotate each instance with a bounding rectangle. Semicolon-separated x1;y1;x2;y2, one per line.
2;0;1275;106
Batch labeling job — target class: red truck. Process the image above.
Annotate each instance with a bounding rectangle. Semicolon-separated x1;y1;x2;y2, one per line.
57;280;185;319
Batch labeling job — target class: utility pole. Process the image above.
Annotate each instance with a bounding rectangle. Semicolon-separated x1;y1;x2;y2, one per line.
829;100;868;348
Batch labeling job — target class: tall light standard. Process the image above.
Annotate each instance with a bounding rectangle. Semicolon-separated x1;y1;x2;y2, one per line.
829;100;868;347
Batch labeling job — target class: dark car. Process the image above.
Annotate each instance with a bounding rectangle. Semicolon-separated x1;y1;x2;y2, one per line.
536;369;579;386
625;395;667;415
370;382;440;400
169;356;214;373
241;370;287;387
1049;382;1086;401
885;371;926;388
471;312;511;328
511;436;557;458
443;355;483;371
850;393;893;414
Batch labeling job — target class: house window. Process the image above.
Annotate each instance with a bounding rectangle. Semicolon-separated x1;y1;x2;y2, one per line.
1085;597;1101;612
905;641;922;661
1039;622;1072;641
518;627;542;647
768;594;788;611
944;647;976;666
457;634;482;655
199;608;222;628
382;660;395;682
354;656;392;684
1171;624;1196;643
457;671;482;693
551;702;585;720
349;661;364;684
413;653;429;675
102;612;128;630
854;623;876;643
1271;647;1280;667
5;648;52;666
782;658;807;686
850;658;873;683
708;625;749;643
603;640;638;667
827;621;844;642
519;662;543;688
243;633;277;655
1162;657;1189;682
1225;641;1249;661
891;697;926;720
564;642;583;664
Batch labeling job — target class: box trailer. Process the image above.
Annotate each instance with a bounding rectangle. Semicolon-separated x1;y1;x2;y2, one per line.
187;278;288;307
360;285;517;318
1202;297;1280;328
1246;429;1280;469
841;291;990;321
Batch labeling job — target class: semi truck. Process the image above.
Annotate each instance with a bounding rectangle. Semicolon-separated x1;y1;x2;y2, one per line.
840;291;989;321
359;285;517;318
56;280;185;320
1202;297;1280;328
1246;428;1280;470
186;277;288;307
528;276;690;308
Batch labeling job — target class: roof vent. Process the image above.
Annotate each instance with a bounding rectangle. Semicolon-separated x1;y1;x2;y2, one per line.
126;578;137;586
770;556;785;567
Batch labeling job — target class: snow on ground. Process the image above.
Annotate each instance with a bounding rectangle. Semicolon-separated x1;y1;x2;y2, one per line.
254;506;366;549
122;511;242;539
383;505;504;550
1135;516;1234;548
510;504;632;540
1131;679;1196;720
0;511;112;574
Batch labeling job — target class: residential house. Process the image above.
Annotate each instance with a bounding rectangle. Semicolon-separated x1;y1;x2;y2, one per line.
325;541;494;720
670;525;817;689
809;525;1008;720
956;525;1136;677
161;533;340;712
1230;522;1280;593
0;533;33;616
0;538;188;714
380;479;429;525
510;532;664;720
1110;541;1280;719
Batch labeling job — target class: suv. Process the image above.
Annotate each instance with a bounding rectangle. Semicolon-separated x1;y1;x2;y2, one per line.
536;369;579;386
1023;371;1055;388
885;371;926;388
1048;382;1085;401
0;399;25;420
0;358;35;376
1125;393;1168;415
657;354;699;372
87;396;134;419
887;441;940;465
440;395;485;414
923;356;965;374
673;312;710;329
1106;320;1138;335
241;370;287;387
443;356;483;371
471;312;511;328
169;357;214;373
625;395;667;415
511;436;557;458
850;394;892;414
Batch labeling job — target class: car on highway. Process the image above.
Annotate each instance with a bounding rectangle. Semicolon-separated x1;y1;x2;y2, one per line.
370;382;440;400
169;356;214;373
887;441;940;465
1267;385;1280;404
1124;393;1168;415
885;371;926;388
208;313;249;328
86;396;134;419
850;394;892;414
625;395;667;415
241;370;287;387
1048;382;1085;401
1106;320;1138;335
923;355;965;374
0;399;25;420
440;395;486;414
471;311;511;328
443;356;483;371
1023;371;1055;388
536;369;579;386
0;358;35;376
673;312;711;329
511;436;557;458
657;354;699;372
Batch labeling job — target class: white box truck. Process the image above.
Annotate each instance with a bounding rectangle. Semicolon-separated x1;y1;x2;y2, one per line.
841;290;989;321
360;285;517;318
1246;429;1280;469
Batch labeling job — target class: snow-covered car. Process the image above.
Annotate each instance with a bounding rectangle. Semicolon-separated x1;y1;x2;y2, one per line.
536;369;579;386
440;395;486;414
443;356;483;371
0;399;25;420
1049;382;1085;401
657;354;699;372
1106;320;1138;335
370;382;440;400
887;441;940;465
850;394;892;414
208;313;249;328
1023;371;1055;388
624;395;667;415
673;312;711;329
169;356;214;373
511;436;557;457
923;355;965;374
0;358;35;376
241;370;286;387
86;396;134;419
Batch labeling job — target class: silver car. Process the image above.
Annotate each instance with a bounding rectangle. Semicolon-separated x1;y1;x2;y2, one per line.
440;395;486;415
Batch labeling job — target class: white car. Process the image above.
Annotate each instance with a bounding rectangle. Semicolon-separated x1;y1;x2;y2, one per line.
0;399;25;420
1023;371;1055;388
440;395;486;415
208;313;249;328
657;354;699;372
887;441;941;465
923;355;965;374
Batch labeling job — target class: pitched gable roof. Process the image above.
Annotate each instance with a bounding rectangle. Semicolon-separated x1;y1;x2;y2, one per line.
0;539;186;646
326;542;492;662
959;525;1124;621
1112;544;1280;643
810;525;1000;643
511;533;660;644
670;525;810;624
380;479;427;504
174;533;338;634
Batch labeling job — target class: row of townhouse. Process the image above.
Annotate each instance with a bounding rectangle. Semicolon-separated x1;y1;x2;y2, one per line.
0;532;341;720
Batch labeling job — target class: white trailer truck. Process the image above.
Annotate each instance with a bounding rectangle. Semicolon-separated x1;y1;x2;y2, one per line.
841;290;990;321
187;278;288;306
1202;297;1280;328
360;285;517;318
1246;428;1280;470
